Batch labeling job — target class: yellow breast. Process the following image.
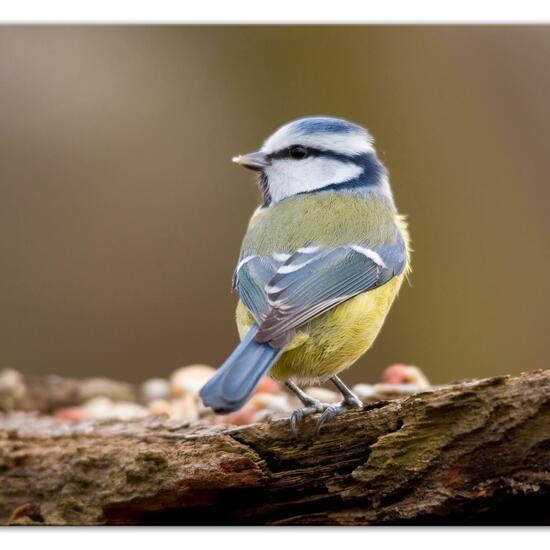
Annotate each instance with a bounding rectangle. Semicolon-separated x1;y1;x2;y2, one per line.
236;272;406;384
235;214;411;384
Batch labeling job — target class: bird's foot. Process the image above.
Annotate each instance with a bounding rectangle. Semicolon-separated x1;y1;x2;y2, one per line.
286;378;364;438
290;400;331;439
289;394;363;438
314;394;363;436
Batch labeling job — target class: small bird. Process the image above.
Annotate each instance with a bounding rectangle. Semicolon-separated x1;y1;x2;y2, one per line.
200;116;411;435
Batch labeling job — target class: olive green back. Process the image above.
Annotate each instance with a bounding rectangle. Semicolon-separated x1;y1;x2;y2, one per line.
241;192;399;257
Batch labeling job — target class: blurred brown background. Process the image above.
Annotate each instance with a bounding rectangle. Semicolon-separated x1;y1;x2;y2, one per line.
0;26;549;386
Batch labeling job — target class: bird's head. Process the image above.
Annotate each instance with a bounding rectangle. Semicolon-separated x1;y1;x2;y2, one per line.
232;116;392;206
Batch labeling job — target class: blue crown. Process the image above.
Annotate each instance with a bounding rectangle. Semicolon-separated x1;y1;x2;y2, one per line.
293;117;364;135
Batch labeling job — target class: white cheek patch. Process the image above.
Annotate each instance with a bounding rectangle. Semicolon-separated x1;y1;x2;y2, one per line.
266;158;363;203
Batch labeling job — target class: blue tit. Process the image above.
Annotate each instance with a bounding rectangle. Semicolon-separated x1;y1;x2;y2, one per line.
200;116;411;435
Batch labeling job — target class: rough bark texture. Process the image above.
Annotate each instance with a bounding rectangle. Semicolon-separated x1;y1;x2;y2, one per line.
1;370;550;526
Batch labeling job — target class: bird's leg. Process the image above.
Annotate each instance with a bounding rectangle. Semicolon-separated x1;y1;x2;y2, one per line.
314;375;364;436
285;380;320;407
285;380;331;438
330;375;364;408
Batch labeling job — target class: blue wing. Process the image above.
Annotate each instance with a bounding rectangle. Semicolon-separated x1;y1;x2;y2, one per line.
234;233;407;348
233;255;280;323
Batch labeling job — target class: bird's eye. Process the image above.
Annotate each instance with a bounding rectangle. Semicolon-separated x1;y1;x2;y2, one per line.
289;145;309;160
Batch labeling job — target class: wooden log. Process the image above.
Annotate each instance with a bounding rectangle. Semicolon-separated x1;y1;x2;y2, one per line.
1;370;550;525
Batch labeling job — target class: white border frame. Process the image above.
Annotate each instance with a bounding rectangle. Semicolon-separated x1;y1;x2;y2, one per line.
1;1;550;23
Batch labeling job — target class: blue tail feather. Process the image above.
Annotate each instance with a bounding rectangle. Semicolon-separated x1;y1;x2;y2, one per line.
199;326;282;413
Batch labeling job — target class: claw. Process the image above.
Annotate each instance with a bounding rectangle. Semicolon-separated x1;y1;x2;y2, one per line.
289;403;329;438
314;398;363;436
290;409;303;438
314;405;338;436
286;377;364;438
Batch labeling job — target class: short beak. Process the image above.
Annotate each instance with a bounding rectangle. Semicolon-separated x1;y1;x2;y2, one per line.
232;151;270;171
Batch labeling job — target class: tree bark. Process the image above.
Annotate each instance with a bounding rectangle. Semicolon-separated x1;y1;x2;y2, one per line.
1;370;550;525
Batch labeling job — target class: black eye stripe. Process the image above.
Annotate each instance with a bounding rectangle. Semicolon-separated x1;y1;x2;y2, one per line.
268;145;308;160
289;145;308;160
268;146;324;160
267;147;365;163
